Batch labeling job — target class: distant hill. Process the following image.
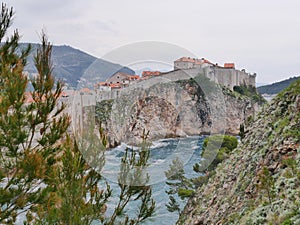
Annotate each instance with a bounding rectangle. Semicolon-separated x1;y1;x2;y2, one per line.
255;82;267;87
257;76;300;95
20;43;135;89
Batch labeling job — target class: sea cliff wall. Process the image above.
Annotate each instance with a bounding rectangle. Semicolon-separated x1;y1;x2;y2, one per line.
96;75;259;146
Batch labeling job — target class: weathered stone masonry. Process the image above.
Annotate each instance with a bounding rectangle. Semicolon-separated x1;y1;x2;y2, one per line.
173;57;256;91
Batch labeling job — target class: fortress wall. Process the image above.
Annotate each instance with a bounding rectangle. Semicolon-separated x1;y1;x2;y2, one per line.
204;67;218;84
237;71;256;87
212;68;237;90
96;90;120;101
96;66;256;101
174;61;194;70
209;68;255;90
249;74;256;87
161;68;204;81
237;71;250;86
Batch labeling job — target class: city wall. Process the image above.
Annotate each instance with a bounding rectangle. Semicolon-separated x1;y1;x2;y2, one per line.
96;66;256;101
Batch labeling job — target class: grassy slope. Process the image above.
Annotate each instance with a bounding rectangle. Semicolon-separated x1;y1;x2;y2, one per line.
178;79;300;225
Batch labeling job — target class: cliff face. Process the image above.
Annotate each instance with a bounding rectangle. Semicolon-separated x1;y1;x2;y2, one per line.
96;75;259;146
178;80;300;224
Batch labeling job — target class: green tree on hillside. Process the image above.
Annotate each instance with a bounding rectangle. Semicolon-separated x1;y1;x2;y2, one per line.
0;4;72;222
0;3;155;224
106;133;155;225
165;157;193;215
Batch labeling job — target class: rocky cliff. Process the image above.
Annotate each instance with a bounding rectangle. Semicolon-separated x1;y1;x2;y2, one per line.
96;75;261;146
177;80;300;224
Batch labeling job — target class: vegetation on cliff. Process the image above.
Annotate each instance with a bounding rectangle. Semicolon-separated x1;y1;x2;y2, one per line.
233;84;266;105
177;79;300;224
165;135;238;217
193;135;238;173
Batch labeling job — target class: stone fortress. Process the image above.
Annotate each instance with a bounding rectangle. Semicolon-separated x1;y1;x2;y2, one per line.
94;56;257;101
172;57;256;91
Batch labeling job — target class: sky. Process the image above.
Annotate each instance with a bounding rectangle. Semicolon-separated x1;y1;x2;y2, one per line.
7;0;300;84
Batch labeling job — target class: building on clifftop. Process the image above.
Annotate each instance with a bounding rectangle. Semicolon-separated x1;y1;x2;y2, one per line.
174;57;256;90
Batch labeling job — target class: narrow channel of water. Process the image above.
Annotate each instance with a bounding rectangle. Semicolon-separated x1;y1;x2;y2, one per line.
100;136;204;225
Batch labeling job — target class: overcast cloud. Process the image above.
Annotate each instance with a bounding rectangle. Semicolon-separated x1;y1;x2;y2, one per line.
8;0;300;83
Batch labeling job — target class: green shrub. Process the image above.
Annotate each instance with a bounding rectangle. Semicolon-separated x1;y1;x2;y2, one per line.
281;219;293;225
192;171;216;188
233;84;266;104
178;189;194;199
202;134;238;156
195;135;238;172
233;85;245;95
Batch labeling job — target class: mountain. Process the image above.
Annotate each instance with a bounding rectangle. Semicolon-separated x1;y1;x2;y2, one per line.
20;43;135;89
178;80;300;224
257;76;300;95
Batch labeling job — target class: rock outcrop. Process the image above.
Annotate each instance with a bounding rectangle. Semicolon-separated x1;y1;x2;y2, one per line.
96;75;260;146
177;80;300;224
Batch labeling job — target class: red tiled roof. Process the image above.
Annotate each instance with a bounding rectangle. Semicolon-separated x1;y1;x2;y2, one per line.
109;83;121;88
129;75;140;80
142;71;161;77
95;82;109;87
175;57;195;63
203;59;214;65
175;57;215;65
224;63;235;69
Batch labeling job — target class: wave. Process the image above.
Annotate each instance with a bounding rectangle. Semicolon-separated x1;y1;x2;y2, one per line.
152;159;166;165
150;140;171;149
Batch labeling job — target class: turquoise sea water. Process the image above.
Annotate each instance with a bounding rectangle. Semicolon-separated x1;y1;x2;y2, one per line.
101;136;204;225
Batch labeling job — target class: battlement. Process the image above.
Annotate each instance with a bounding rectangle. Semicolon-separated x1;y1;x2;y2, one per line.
174;57;256;90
